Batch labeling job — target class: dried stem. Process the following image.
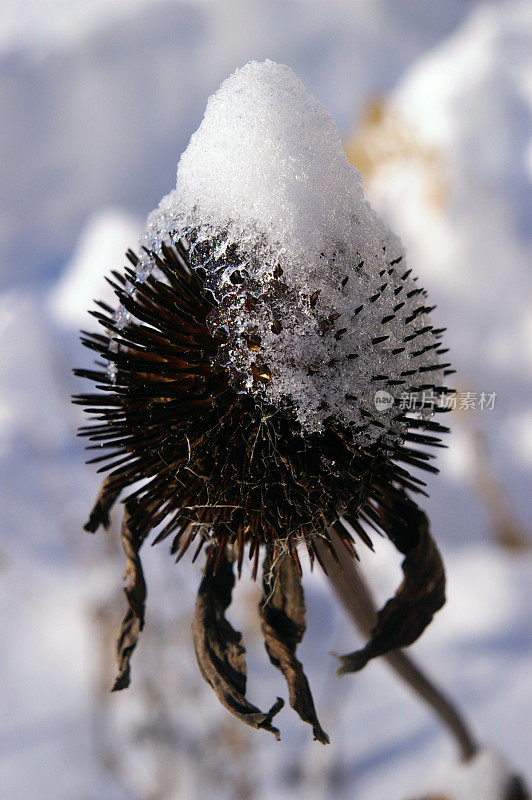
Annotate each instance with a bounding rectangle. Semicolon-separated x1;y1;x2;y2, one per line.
315;529;478;762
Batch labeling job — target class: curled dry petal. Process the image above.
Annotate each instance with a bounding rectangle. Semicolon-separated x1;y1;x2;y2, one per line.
337;491;445;674
112;501;149;691
260;551;330;744
83;475;123;532
192;551;284;738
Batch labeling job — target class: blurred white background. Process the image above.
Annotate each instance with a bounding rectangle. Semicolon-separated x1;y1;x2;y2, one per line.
0;1;531;799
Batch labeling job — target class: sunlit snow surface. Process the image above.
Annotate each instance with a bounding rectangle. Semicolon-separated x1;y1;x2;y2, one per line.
0;1;531;800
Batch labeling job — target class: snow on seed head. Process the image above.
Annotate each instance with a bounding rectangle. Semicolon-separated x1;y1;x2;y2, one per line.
140;60;445;440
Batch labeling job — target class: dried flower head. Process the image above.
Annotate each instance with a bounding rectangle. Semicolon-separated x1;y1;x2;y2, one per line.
74;61;452;743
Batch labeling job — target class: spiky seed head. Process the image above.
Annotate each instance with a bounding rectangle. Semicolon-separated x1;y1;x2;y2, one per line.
74;60;451;740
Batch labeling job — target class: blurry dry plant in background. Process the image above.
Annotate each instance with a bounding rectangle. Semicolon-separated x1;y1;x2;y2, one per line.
451;401;530;551
345;98;448;210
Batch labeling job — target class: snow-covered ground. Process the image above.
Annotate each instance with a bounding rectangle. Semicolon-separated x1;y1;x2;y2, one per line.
1;1;530;799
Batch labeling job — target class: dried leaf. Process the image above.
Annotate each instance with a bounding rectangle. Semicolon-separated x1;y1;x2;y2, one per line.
260;551;329;744
338;492;445;674
193;552;284;737
83;475;123;532
111;502;149;691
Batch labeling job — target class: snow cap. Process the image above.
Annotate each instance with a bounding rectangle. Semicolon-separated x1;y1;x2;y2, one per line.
140;60;444;439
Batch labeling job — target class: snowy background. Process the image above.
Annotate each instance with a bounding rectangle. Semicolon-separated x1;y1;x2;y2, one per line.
1;1;531;799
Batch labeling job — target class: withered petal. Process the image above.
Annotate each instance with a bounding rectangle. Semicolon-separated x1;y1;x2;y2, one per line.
83;475;123;532
193;551;284;738
111;502;149;691
337;492;445;674
260;551;329;744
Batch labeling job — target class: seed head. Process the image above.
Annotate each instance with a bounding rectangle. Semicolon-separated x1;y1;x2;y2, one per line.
74;61;451;742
